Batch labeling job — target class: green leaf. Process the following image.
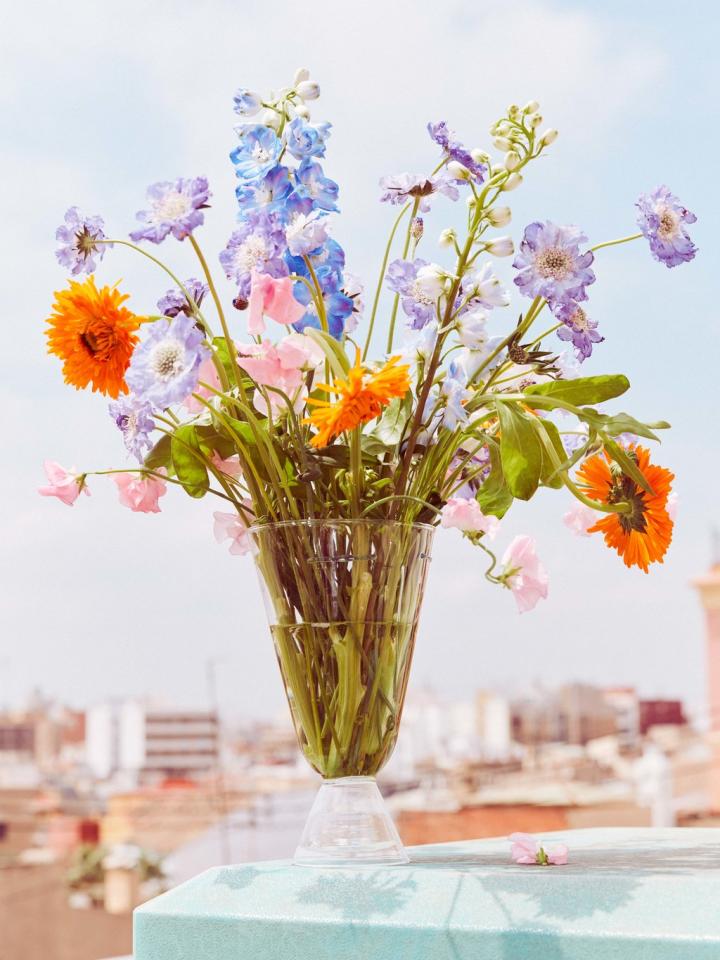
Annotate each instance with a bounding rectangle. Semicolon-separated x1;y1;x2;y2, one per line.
376;397;408;446
476;442;514;519
211;337;238;385
144;434;173;473
171;425;209;498
603;437;654;494
304;328;351;379
496;402;543;501
582;409;670;442
525;374;630;406
536;419;566;489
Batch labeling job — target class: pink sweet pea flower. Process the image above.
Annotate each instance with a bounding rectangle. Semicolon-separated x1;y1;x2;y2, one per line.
238;334;323;416
441;497;499;539
667;491;679;521
114;471;167;513
213;504;253;556
210;452;243;479
510;832;568;865
38;460;90;506
501;535;549;613
184;356;222;413
563;501;598;537
247;270;305;335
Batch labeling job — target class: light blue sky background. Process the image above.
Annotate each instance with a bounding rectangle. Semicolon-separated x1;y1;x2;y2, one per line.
1;0;717;725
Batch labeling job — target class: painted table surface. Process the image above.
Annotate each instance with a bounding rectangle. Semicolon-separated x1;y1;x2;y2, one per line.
134;827;720;959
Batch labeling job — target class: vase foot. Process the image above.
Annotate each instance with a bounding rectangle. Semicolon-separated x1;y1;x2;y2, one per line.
294;776;408;867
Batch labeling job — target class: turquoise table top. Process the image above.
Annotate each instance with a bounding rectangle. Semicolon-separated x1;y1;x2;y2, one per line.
134;827;720;959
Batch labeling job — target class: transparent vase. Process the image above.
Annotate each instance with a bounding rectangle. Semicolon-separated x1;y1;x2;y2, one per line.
250;520;434;866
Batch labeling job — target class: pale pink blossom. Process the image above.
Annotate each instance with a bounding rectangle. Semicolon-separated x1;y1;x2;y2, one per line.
510;832;568;865
667;491;679;521
501;535;549;613
114;471;167;513
237;334;323;415
213;504;253;556
247;271;305;335
210;452;243;479
38;460;90;506
563;501;598;537
184;356;222;413
441;497;499;539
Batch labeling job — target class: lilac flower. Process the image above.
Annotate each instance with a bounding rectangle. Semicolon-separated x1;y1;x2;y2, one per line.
449;445;491;497
230;125;283;180
126;314;210;408
456;308;489;349
285;117;331;160
157;278;208;318
459;337;506;381
427;120;487;181
55;207;110;275
513;222;595;305
284;195;329;256
295;159;339;212
233;88;262;117
438;361;471;429
461;262;511;310
636;185;697;268
108;395;156;462
379;171;459;212
342;271;364;333
556;347;581;380
235;165;292;214
219;212;287;298
553;299;603;361
130;177;210;244
386;259;447;329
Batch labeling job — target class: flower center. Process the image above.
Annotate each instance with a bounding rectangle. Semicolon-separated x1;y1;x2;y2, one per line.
150;340;185;380
117;411;138;435
235;236;270;273
252;144;270;164
657;207;680;239
80;321;116;361
535;247;572;280
153;190;192;223
409;278;435;305
570;307;589;332
74;226;98;258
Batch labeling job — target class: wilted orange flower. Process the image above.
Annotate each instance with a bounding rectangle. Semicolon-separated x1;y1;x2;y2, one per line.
46;276;141;398
304;352;411;448
576;444;674;573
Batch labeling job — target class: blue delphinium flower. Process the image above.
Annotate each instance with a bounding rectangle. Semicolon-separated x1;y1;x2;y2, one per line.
130;177;210;244
55;207;110;275
283;194;329;256
386;259;446;329
232;88;262;117
157;278;209;318
439;361;472;429
428;120;487;182
285;117;331;160
553;299;603;361
235;165;292;214
219;211;287;298
292;283;354;340
461;262;511;310
636;185;697;268
295;159;339;212
126;314;210;408
230;125;283;180
108;395;156;462
513;221;595;305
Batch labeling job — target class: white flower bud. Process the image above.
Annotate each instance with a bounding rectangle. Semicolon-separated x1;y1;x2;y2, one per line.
491;163;505;177
260;108;282;131
487;206;512;227
446;160;469;180
528;113;543;129
296;80;320;101
493;136;513;152
540;128;559;146
486;236;514;257
439;228;457;248
523;100;540;114
507;104;520;118
471;147;490;164
294;67;311;84
503;172;523;192
504;150;521;171
294;103;310;119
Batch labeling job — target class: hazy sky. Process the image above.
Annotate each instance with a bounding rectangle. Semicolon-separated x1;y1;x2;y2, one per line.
2;0;718;726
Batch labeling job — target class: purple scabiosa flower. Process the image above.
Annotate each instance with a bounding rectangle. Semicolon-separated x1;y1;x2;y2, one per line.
295;159;339;212
235;165;292;214
379;171;460;212
55;207;110;275
126;314;210;408
636;185;697;268
230;125;283;181
553;299;603;361
513;221;595;304
130;177;210;244
108;395;156;462
285;117;331;160
219;212;287;298
386;259;447;329
427;120;487;182
233;88;262;117
461;262;511;310
157;278;208;318
283;194;329;257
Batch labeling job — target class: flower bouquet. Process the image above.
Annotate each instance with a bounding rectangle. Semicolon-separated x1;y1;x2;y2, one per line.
42;68;696;865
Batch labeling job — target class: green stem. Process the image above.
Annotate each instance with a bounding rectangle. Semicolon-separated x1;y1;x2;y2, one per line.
363;203;412;360
302;256;328;333
386;198;420;355
590;233;643;253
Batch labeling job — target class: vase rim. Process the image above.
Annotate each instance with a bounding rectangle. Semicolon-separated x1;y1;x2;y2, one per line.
248;518;436;534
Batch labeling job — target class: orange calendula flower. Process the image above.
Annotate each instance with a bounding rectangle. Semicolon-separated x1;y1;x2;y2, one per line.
304;352;411;448
46;276;141;398
576;444;674;573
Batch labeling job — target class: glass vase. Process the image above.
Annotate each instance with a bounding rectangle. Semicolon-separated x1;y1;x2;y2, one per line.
250;519;434;866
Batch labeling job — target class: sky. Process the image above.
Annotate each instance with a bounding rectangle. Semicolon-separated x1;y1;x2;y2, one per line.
1;0;718;727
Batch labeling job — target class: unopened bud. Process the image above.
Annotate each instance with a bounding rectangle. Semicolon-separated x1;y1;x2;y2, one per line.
528;113;543;129
411;217;424;241
487;206;512;227
507;104;520;118
471;147;491;164
503;172;523;192
439;227;457;248
540;128;559;146
296;80;320;101
294;67;311;84
260;108;282;131
294;103;310;119
504;150;521;171
523;100;540;114
491;163;506;177
446;160;469;180
486;236;514;257
493;136;513;152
